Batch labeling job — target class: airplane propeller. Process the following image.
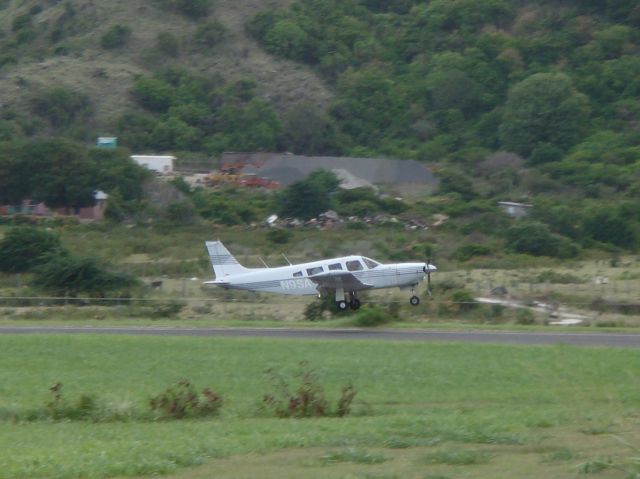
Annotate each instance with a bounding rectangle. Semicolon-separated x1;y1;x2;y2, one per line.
423;259;435;296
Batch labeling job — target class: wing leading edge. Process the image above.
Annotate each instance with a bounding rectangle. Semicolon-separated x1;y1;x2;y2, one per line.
308;271;373;291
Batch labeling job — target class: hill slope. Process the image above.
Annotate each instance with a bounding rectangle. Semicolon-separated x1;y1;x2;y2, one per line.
0;0;331;131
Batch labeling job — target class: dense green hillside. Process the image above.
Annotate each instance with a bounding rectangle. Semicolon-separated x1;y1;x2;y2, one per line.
0;0;638;253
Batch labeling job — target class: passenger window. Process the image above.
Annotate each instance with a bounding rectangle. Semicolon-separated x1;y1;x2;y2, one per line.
293;271;302;277
328;263;343;271
346;260;363;271
306;266;324;276
363;258;380;269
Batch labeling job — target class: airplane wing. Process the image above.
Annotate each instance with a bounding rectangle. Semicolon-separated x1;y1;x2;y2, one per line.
307;271;373;291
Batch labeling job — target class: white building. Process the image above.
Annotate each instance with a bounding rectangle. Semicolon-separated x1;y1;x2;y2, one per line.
131;155;175;175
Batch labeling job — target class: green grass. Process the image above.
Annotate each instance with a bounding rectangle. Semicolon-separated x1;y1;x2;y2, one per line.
1;335;639;478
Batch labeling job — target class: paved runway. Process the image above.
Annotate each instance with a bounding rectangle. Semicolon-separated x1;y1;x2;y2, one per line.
1;326;639;348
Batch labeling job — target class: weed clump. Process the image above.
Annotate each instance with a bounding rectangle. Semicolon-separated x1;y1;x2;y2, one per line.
45;382;101;421
149;379;222;419
262;363;357;418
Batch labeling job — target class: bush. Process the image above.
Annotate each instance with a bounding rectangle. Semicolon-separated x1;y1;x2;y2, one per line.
453;244;493;262
262;363;356;418
149;379;223;419
303;294;336;321
30;87;92;128
158;0;213;18
352;305;392;327
32;254;140;297
536;270;583;284
150;300;185;318
194;21;227;47
450;289;478;312
155;32;180;57
0;226;63;273
100;24;131;49
505;221;562;257
266;228;292;244
46;382;100;421
515;309;536;325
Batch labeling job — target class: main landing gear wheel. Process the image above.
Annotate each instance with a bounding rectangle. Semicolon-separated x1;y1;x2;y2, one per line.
349;298;361;310
336;300;349;311
410;295;420;306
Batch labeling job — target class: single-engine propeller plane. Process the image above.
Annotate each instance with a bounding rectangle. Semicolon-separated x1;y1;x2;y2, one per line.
204;241;436;311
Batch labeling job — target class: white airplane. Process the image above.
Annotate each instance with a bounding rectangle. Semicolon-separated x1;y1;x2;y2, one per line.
204;240;436;311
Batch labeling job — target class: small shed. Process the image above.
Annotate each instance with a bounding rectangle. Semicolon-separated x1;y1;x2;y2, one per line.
131;155;175;175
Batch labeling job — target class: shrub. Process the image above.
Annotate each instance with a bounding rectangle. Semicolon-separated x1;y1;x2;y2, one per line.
536;270;583;284
46;382;100;421
194;21;227;47
32;254;140;297
451;290;478;312
453;244;493;262
303;294;336;321
158;0;213;18
150;300;185;318
352;305;392;327
262;363;357;418
0;226;63;273
30;87;92;128
266;228;292;244
149;379;223;419
155;32;180;57
100;24;131;49
515;309;536;325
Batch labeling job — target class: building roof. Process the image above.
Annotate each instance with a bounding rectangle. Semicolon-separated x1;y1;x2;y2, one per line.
222;152;439;186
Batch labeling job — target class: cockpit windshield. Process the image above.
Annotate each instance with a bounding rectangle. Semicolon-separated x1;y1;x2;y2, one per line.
363;257;380;269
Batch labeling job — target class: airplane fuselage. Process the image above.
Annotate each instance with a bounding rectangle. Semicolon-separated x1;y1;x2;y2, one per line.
208;255;427;296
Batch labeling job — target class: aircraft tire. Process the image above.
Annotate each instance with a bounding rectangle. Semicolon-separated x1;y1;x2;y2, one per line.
349;298;361;310
336;300;349;311
410;295;420;306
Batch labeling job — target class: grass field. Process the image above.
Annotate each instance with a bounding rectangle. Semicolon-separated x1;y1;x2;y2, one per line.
1;334;639;478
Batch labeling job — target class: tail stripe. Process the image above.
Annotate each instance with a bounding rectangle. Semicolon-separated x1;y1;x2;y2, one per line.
205;240;249;278
209;254;240;265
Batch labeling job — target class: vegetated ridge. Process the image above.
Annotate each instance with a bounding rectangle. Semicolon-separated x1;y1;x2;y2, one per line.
0;0;638;254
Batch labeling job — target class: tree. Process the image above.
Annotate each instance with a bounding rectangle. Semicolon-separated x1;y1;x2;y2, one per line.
281;103;339;155
30;87;92;128
332;68;408;147
499;73;591;158
265;19;309;61
505;221;578;258
0;227;63;273
21;139;97;209
0;142;27;205
582;206;637;248
91;148;152;202
278;170;339;220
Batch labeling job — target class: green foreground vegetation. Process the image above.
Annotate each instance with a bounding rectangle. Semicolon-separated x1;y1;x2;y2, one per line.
0;335;639;478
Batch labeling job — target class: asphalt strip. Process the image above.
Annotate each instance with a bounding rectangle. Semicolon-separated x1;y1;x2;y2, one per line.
0;327;639;348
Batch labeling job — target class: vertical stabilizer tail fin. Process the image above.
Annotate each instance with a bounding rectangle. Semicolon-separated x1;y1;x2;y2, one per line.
205;241;250;278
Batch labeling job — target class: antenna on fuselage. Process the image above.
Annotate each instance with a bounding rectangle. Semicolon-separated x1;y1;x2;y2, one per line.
258;257;270;268
282;253;292;265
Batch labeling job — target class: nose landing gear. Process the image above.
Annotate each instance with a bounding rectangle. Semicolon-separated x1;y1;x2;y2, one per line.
409;285;420;306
